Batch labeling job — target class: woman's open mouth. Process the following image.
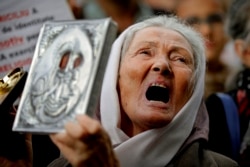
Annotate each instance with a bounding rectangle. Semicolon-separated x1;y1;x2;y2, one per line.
146;83;170;103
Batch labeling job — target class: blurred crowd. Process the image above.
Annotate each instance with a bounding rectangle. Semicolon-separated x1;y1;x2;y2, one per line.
1;0;250;166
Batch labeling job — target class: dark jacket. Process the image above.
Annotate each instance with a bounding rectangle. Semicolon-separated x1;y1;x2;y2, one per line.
167;102;238;167
206;91;250;167
168;140;238;167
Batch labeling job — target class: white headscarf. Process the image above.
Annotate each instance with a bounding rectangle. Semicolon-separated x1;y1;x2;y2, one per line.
100;16;206;167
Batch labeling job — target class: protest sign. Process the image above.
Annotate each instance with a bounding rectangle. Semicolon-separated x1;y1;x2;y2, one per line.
0;0;74;77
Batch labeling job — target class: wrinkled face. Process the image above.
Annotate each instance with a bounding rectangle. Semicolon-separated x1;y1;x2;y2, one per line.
176;0;228;63
118;27;195;135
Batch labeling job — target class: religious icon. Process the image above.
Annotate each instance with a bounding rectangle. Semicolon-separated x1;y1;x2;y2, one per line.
13;18;117;133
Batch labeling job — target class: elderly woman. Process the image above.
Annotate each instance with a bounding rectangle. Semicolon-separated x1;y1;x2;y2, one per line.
1;15;238;166
47;15;238;166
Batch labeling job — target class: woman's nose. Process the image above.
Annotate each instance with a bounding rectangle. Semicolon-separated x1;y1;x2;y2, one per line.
152;59;172;75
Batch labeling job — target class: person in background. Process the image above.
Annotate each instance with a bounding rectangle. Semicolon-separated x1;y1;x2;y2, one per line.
0;15;239;167
68;0;154;35
143;0;180;15
206;0;250;166
67;0;86;19
174;0;234;98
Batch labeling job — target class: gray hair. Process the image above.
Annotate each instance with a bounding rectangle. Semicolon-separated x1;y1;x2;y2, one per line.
121;15;206;91
226;0;250;44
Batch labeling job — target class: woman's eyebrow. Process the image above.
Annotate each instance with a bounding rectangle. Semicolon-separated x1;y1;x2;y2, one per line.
137;41;158;47
170;45;192;54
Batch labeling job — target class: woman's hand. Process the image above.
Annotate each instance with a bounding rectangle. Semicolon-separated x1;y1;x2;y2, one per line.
50;114;119;167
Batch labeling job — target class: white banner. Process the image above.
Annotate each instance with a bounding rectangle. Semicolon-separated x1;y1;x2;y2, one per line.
0;0;74;77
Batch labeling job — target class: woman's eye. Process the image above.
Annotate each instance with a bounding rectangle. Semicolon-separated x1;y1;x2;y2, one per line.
140;50;150;55
177;57;186;63
171;55;187;63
